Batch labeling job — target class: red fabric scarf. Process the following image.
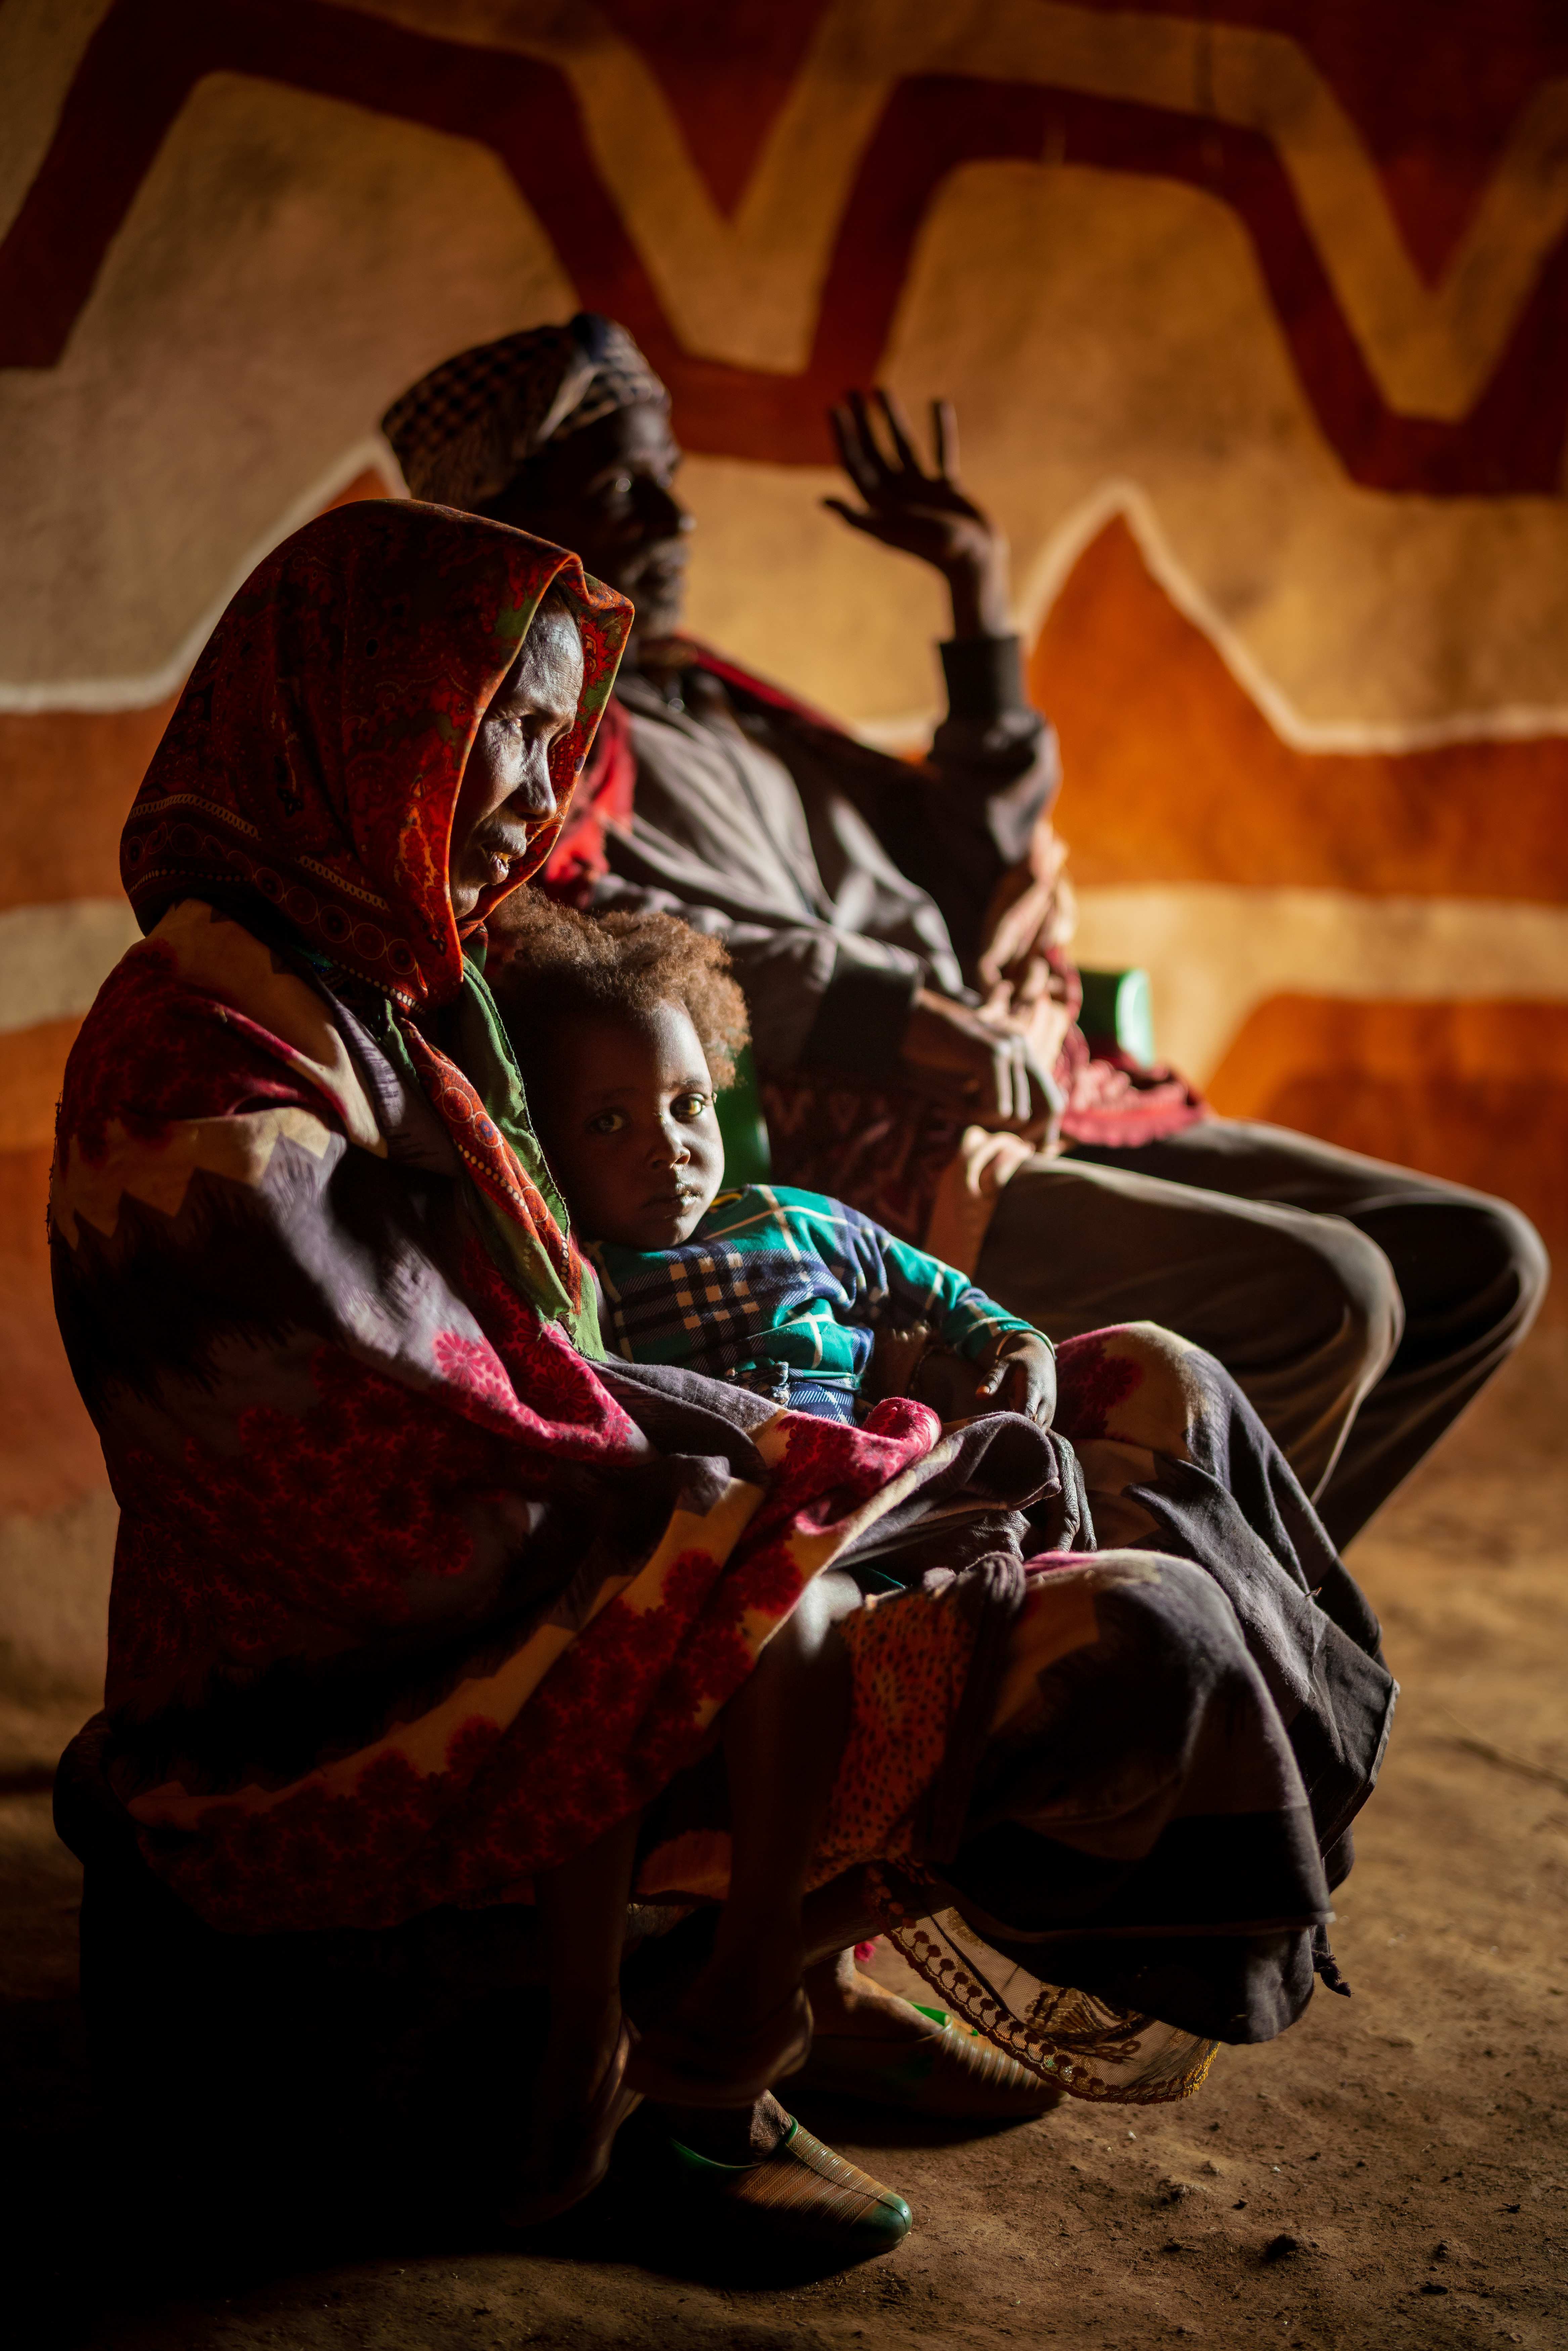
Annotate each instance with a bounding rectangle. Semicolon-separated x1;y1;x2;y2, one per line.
121;499;631;1310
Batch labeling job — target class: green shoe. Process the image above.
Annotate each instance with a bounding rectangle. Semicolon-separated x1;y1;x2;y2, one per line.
662;2114;911;2256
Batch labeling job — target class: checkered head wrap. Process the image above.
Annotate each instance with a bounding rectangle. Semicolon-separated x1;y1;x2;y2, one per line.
381;313;669;512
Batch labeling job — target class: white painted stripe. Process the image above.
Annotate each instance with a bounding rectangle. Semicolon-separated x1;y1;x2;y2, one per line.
12;451;1566;756
0;898;139;1032
1069;885;1568;1084
0;437;403;714
8;885;1567;1107
856;481;1568;757
1014;482;1568;754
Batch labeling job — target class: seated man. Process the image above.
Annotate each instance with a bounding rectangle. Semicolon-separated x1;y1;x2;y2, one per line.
383;317;1547;1546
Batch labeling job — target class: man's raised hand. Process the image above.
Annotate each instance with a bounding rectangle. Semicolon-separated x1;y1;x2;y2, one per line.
824;390;1010;639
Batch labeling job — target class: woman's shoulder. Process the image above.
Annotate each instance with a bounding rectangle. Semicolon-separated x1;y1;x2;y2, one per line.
58;898;383;1162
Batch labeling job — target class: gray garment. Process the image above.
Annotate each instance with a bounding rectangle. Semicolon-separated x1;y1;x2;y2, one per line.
588;642;1056;1080
974;1118;1548;1549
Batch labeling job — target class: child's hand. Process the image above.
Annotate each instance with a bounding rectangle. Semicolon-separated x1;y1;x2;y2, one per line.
974;1332;1056;1427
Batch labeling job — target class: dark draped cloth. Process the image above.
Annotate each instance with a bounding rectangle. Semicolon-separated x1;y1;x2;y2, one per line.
52;503;1392;2106
542;652;1205;1246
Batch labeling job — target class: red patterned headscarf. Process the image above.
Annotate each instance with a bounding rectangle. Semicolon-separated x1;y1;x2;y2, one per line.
119;501;631;1350
121;499;630;1012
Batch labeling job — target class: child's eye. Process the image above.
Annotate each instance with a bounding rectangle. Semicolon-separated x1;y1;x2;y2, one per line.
586;1109;627;1135
672;1092;709;1121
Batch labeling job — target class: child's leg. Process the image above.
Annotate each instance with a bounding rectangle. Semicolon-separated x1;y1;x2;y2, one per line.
631;1571;858;2100
706;1570;855;2012
509;1810;641;2217
537;1811;640;2092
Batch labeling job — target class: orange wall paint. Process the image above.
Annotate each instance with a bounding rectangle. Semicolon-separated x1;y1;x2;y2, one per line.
1032;519;1568;902
0;1146;104;1518
0;704;176;918
12;504;1565;943
2;494;1563;1542
0;1022;82;1155
1028;520;1567;1281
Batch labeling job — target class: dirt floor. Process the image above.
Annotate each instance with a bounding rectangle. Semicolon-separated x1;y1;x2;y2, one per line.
5;1332;1566;2350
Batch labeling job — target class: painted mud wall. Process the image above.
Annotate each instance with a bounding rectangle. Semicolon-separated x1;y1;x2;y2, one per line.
2;0;1565;1698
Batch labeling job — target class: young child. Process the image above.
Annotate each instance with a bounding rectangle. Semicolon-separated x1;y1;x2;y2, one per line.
492;895;1058;1431
488;897;1056;2219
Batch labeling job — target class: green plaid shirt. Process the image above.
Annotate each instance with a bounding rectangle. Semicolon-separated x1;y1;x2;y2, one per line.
589;1183;1040;1422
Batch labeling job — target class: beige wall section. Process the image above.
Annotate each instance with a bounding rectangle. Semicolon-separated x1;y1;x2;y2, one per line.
0;70;574;702
1;0;1564;1705
1069;887;1568;1087
0;901;139;1032
353;0;1568;420
5;39;1568;731
0;1494;116;1702
875;156;1568;740
679;456;954;727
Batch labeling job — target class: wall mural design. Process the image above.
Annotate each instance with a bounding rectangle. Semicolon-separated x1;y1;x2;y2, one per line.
9;0;1568;489
1;0;1564;1683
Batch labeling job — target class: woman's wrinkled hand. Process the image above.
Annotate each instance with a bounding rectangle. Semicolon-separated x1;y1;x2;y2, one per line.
824;390;1010;637
973;1331;1057;1427
899;990;1063;1137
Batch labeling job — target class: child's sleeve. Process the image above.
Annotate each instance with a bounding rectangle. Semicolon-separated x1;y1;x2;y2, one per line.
851;1208;1049;1364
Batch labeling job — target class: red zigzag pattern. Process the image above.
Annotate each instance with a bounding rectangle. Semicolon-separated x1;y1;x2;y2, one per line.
2;0;1566;493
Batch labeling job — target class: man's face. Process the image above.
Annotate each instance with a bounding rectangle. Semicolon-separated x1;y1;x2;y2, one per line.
486;403;692;646
448;605;583;922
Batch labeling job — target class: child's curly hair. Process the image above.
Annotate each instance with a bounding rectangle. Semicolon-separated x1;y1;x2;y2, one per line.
489;892;751;1092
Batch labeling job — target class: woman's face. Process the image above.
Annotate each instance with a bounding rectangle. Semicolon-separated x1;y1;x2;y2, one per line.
449;605;584;920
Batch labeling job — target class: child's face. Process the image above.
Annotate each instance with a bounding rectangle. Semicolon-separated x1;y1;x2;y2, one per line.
537;1000;726;1249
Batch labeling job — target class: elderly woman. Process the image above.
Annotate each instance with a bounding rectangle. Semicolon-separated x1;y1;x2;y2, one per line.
52;501;1392;2253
